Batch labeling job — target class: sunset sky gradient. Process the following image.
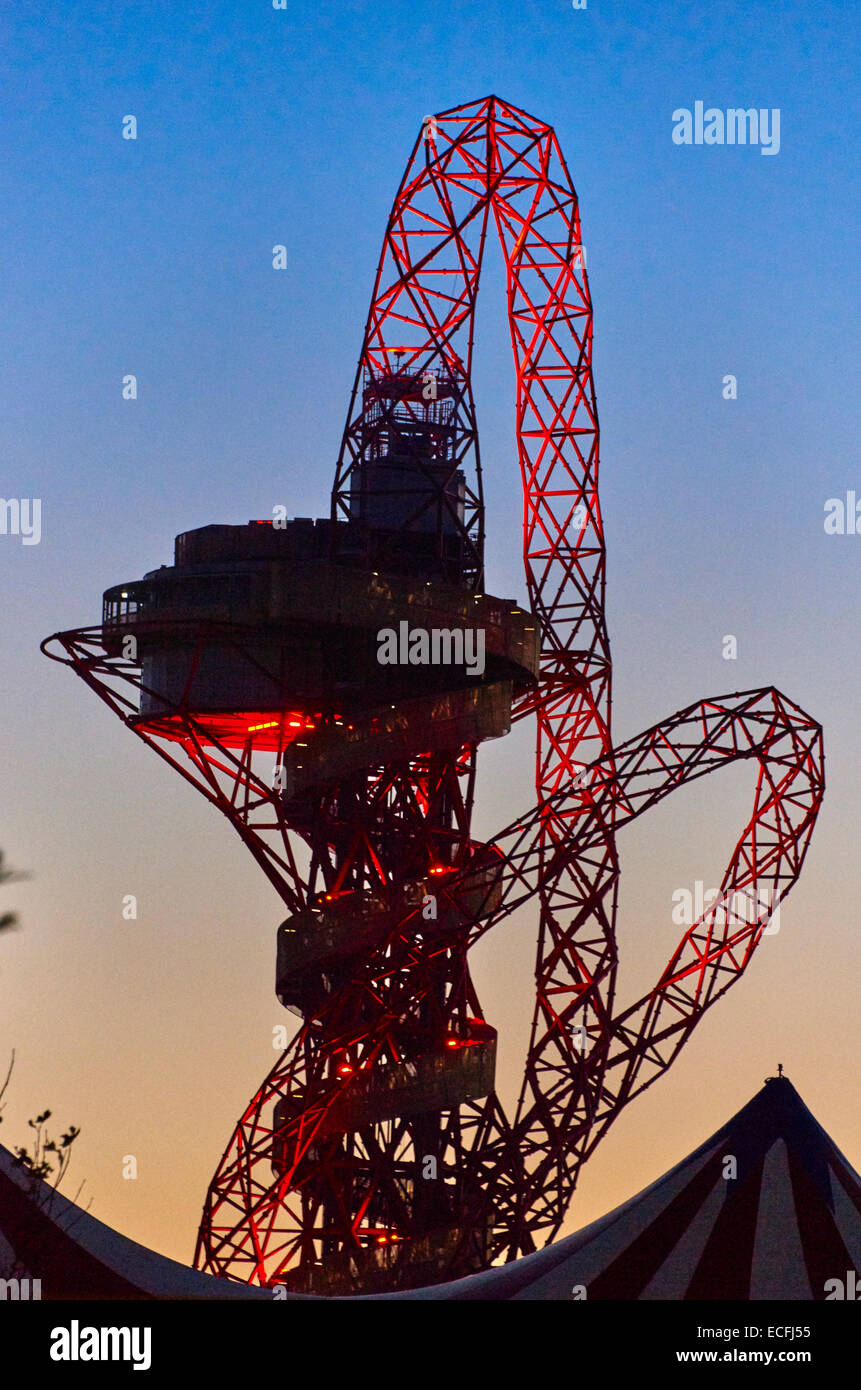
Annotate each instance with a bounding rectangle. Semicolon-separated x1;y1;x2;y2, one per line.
1;0;858;1268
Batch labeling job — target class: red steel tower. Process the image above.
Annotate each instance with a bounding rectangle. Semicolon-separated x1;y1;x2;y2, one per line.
43;96;824;1294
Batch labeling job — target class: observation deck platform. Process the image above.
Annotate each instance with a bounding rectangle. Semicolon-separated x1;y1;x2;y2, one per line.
272;1022;497;1154
100;520;538;763
276;860;504;1008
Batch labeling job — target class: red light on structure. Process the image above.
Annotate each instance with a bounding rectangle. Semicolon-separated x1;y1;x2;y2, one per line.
445;1037;459;1049
129;710;318;752
337;1064;353;1077
374;1231;402;1245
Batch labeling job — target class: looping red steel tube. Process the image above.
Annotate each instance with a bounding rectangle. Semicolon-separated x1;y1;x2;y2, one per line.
42;96;823;1291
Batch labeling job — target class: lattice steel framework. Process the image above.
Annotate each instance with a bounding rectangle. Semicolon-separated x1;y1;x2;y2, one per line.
42;96;824;1290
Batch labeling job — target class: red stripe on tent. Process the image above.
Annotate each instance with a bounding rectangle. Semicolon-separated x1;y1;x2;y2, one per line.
684;1156;765;1300
584;1155;725;1300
